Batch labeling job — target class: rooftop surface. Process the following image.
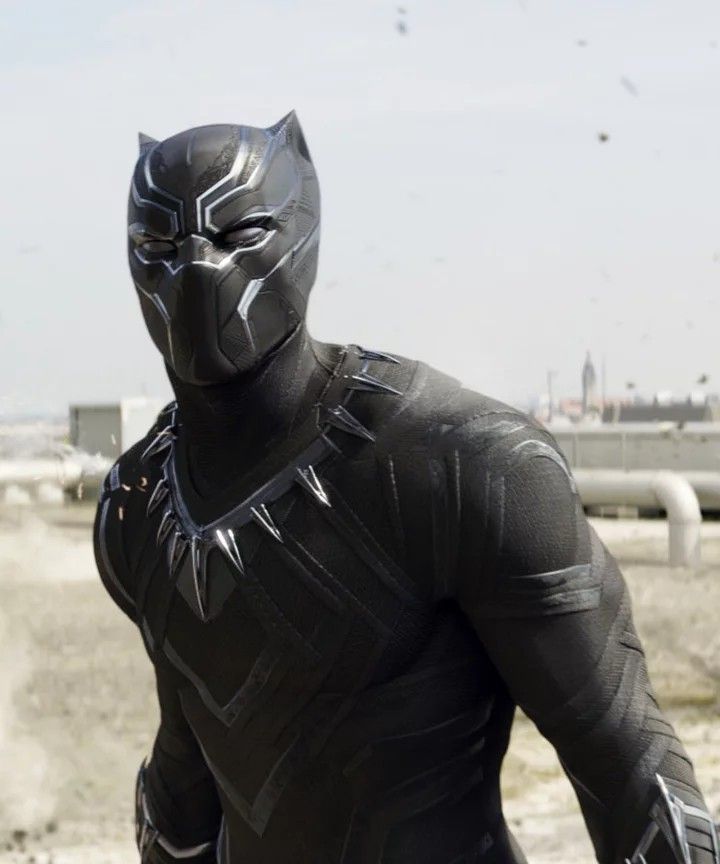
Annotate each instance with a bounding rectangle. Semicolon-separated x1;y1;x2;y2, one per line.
0;506;717;864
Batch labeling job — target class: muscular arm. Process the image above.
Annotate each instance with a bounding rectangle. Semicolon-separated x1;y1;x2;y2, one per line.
135;660;222;863
453;420;718;864
94;465;222;863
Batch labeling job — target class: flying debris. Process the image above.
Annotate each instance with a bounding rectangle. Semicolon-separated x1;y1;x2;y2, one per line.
396;4;407;34
598;131;610;143
620;76;639;97
697;374;709;385
576;39;588;47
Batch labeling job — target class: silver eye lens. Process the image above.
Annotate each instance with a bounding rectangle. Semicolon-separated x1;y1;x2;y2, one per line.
140;240;175;254
223;226;267;246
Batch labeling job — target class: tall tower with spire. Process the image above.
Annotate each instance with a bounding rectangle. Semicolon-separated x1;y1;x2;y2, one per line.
582;351;598;415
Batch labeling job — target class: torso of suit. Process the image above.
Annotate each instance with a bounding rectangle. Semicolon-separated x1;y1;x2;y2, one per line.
95;343;711;864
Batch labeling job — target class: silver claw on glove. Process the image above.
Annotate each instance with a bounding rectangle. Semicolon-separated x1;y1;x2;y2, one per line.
135;758;217;863
625;774;719;864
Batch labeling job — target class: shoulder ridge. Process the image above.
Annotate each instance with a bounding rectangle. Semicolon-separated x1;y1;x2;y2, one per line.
93;402;176;622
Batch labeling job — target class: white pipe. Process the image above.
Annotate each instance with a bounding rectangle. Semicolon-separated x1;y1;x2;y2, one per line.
0;458;83;489
680;471;720;510
572;469;701;567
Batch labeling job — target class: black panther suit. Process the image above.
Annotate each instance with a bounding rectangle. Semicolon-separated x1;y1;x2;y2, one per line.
94;115;718;864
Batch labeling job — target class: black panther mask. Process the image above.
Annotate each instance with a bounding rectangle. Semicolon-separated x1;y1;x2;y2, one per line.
127;112;320;385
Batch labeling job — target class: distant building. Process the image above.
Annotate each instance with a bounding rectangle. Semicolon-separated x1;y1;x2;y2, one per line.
582;352;599;416
69;397;166;459
602;398;720;424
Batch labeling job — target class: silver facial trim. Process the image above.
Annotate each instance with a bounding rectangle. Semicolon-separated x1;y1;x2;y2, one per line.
205;161;300;237
201;128;284;234
143;147;186;234
134;280;177;370
132;229;276;275
196;127;250;232
131;182;179;238
235;221;320;332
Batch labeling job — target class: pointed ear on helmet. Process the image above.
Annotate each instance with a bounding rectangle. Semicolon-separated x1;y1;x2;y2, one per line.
268;110;311;161
138;132;158;155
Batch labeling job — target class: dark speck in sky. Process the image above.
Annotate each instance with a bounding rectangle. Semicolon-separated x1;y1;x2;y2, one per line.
576;39;588;47
396;19;407;35
598;131;610;143
620;76;639;97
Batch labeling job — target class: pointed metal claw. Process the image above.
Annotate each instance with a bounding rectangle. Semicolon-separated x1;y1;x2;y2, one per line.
345;371;402;397
652;775;693;864
146;477;169;515
156;509;175;546
167;530;188;576
250;504;283;542
357;347;400;365
190;536;208;621
319;405;376;442
215;528;245;574
295;465;331;507
141;425;176;462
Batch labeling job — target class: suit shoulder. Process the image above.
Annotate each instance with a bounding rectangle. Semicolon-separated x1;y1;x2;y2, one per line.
93;401;176;620
367;354;554;455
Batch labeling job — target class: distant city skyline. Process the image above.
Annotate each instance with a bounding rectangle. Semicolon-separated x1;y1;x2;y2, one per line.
2;0;720;416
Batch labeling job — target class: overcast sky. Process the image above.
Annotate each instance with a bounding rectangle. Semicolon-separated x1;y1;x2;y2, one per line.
2;0;720;415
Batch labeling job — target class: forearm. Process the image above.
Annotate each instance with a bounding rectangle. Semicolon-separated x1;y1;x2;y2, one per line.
134;666;222;862
135;756;219;864
474;541;715;864
138;720;222;851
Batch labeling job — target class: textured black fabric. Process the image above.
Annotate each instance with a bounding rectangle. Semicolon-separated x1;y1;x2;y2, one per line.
94;342;712;864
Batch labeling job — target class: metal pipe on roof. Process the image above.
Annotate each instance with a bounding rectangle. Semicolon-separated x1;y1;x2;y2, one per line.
572;469;701;567
680;472;720;510
0;458;83;489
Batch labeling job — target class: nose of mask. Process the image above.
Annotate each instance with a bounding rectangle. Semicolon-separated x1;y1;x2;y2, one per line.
169;263;238;385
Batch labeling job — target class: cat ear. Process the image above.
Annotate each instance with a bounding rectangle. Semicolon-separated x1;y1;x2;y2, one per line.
268;110;310;161
267;110;297;138
138;132;158;154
